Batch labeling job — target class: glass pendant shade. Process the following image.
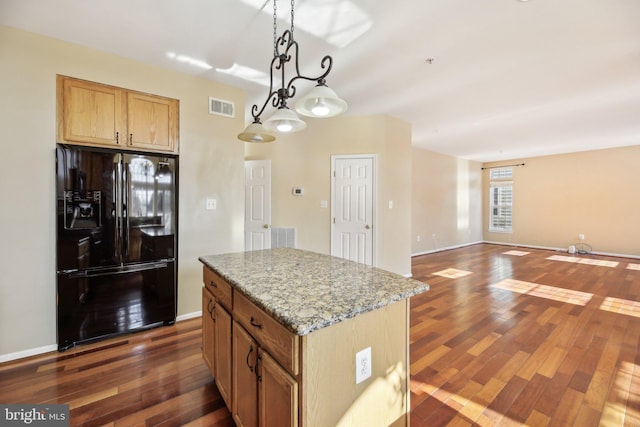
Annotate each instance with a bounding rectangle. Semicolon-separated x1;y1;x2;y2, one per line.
295;84;348;118
263;107;307;133
237;120;276;143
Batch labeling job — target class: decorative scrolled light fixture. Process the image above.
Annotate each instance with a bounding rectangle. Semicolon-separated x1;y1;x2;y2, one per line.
237;0;348;143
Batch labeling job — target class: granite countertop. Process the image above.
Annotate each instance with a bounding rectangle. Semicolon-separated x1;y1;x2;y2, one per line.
199;248;429;336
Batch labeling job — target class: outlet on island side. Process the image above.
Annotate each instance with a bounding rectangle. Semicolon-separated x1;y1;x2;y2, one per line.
355;347;372;384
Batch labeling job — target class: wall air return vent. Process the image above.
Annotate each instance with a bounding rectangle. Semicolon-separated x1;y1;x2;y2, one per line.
209;97;235;118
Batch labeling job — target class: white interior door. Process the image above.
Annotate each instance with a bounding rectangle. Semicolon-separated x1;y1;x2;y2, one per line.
331;155;374;265
245;160;271;251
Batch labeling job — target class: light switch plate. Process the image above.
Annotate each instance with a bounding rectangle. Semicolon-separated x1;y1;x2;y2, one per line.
206;199;217;210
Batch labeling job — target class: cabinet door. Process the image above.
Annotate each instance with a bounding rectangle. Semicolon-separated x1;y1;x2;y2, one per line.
60;76;125;147
233;322;258;427
259;350;298;427
215;303;233;409
202;287;215;375
127;92;178;152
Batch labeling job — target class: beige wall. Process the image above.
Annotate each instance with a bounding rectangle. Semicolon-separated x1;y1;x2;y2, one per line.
0;25;245;357
483;145;640;257
244;115;413;276
411;148;483;254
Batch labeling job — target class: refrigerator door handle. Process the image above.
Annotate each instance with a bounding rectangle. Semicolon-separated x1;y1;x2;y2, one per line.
66;262;169;279
123;160;130;258
114;154;126;263
113;156;122;264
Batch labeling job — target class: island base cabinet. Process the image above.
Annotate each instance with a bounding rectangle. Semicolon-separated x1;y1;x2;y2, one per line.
202;286;233;410
259;350;298;427
215;303;233;409
232;321;298;427
201;262;415;427
233;322;258;427
202;287;215;374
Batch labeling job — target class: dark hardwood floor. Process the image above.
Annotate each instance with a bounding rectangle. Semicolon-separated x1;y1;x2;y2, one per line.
409;244;640;426
1;244;639;426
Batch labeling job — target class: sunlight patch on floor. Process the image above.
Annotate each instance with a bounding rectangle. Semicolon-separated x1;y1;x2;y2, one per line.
546;255;619;268
410;379;521;426
490;279;593;306
432;268;473;279
627;263;640;271
503;250;530;256
600;297;640;318
599;361;640;425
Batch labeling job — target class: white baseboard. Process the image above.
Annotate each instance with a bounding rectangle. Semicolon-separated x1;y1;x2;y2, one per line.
177;311;202;321
482;241;640;259
0;344;58;364
0;313;203;364
411;241;483;258
416;240;640;260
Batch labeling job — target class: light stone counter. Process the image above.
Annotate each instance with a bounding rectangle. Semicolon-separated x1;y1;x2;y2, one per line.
199;248;429;336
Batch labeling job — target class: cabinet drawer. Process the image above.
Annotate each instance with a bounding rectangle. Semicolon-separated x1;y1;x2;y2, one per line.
203;266;233;311
234;291;299;376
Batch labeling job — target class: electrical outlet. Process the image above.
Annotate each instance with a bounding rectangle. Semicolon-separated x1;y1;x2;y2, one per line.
355;347;372;384
578;233;585;241
416;235;421;242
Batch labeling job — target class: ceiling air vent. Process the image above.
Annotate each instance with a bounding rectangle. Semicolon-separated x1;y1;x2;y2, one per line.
209;97;235;118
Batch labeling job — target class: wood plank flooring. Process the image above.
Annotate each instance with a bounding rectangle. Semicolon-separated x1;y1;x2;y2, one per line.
1;244;639;426
410;244;640;426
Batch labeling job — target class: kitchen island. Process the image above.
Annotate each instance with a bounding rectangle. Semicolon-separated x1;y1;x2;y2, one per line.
199;248;429;427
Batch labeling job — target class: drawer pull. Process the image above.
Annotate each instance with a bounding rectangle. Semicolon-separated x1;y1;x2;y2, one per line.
209;280;218;288
208;299;216;321
256;354;262;382
250;316;263;329
246;345;255;372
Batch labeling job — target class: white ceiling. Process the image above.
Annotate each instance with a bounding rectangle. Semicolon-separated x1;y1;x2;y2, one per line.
1;0;639;162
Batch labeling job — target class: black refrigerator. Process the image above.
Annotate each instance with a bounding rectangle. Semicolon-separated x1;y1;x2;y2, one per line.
55;144;178;351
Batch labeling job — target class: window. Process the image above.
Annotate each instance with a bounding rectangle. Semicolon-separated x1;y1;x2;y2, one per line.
489;167;513;232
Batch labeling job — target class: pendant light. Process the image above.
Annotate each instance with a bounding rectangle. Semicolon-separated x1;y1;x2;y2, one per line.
237;0;347;142
237;119;275;143
295;80;348;118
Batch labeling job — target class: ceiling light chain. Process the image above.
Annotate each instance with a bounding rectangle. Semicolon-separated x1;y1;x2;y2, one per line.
273;0;278;56
237;0;348;143
290;0;295;36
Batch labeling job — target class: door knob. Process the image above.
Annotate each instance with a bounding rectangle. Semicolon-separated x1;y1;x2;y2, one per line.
263;224;269;229
365;224;371;229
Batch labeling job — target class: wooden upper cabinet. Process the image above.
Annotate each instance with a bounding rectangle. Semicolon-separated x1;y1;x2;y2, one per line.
127;92;178;152
57;75;179;153
59;77;125;147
